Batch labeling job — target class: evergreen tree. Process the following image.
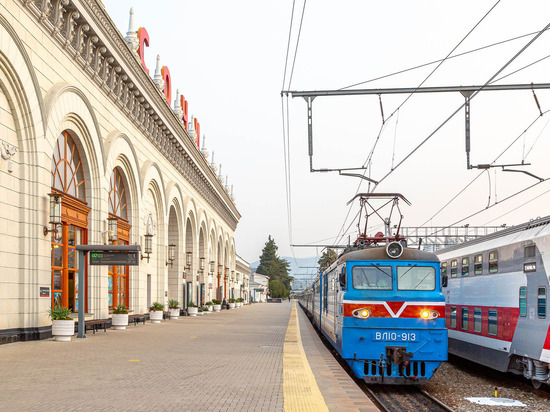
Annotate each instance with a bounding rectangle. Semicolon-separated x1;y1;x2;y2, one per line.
318;249;339;273
268;279;288;298
256;236;293;293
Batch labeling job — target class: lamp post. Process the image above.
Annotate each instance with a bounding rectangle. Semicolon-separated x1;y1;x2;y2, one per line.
43;192;63;236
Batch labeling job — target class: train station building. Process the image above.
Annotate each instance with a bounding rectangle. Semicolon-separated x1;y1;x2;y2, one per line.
0;0;246;342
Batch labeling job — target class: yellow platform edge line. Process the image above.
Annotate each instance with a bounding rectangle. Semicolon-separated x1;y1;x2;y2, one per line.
283;301;329;412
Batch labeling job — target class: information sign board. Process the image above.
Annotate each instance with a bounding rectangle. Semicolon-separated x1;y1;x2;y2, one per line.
89;251;139;266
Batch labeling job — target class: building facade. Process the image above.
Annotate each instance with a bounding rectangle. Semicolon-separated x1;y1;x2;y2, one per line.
0;0;241;342
250;272;269;303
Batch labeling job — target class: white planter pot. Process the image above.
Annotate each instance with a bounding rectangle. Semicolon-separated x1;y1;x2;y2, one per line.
229;303;236;309
207;306;213;312
236;302;242;308
112;313;129;330
213;305;221;312
198;311;204;316
51;319;75;342
169;308;180;319
187;307;198;316
150;310;163;323
203;309;210;315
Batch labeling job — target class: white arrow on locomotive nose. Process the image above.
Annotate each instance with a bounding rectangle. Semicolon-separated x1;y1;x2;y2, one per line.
383;301;407;318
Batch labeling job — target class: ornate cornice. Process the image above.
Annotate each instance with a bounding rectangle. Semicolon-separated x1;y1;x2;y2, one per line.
19;0;240;230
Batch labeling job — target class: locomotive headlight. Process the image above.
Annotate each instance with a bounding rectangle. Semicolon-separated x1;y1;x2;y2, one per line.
352;308;371;319
420;309;439;320
386;241;403;259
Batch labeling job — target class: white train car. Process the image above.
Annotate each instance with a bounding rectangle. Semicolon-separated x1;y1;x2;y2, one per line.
436;216;550;387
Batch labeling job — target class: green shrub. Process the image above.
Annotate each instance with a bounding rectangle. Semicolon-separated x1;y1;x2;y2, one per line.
198;307;204;312
236;298;244;303
48;306;72;321
113;305;128;314
149;302;164;312
205;301;213;306
228;298;236;303
188;301;197;307
212;299;221;305
168;299;180;309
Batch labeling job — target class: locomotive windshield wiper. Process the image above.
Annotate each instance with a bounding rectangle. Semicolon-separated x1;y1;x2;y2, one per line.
398;264;418;279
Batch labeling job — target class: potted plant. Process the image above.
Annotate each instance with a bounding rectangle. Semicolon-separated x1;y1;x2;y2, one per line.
112;304;129;330
49;306;74;342
201;306;210;315
168;299;180;319
212;299;222;312
187;301;198;316
236;298;243;308
197;307;204;316
228;298;236;309
149;302;164;323
205;301;214;312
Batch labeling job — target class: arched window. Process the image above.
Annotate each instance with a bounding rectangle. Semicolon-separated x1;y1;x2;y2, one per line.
51;131;85;200
50;131;89;312
108;168;131;309
108;168;127;219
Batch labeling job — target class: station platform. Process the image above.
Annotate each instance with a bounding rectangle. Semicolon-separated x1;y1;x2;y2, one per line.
0;302;376;411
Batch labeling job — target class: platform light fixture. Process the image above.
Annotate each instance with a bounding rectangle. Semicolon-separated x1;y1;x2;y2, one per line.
166;243;176;267
107;217;118;243
209;260;215;274
218;264;223;276
43;192;63;236
199;257;205;272
185;251;192;269
141;233;153;262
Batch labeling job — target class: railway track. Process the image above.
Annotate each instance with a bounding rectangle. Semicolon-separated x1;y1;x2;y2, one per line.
364;385;454;412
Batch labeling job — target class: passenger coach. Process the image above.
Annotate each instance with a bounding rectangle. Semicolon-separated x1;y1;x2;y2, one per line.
437;216;550;388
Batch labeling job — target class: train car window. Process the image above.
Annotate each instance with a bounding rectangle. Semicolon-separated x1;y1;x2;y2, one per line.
352;266;392;290
488;310;498;336
441;262;447;276
450;307;457;328
339;266;346;289
397;266;435;291
461;307;469;331
525;245;536;259
451;260;457;277
323;273;328;312
519;287;527;317
474;308;482;333
474;254;483;275
538;287;547;319
462;257;469;276
489;251;498;274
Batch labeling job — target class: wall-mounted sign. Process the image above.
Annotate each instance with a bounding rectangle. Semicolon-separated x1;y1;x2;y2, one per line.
40;287;50;297
89;251;139;266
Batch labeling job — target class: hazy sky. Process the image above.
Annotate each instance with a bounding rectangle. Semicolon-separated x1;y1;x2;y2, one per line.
104;1;550;267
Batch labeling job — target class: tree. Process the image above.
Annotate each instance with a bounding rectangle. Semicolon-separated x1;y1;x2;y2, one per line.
256;235;293;293
268;279;288;298
318;249;339;273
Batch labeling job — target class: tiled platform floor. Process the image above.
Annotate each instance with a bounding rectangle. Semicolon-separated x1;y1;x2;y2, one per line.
0;302;377;411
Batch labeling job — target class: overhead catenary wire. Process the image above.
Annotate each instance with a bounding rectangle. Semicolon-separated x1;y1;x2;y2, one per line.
332;2;502;247
420;108;550;227
373;19;550;189
338;28;549;91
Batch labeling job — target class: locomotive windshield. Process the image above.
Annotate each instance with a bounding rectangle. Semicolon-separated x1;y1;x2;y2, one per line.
352;266;392;290
397;266;436;291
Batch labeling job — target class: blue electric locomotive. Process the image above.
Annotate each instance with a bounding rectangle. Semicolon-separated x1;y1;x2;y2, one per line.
299;194;447;384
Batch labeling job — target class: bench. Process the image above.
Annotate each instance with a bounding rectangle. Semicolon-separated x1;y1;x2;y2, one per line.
74;319;108;335
128;314;146;326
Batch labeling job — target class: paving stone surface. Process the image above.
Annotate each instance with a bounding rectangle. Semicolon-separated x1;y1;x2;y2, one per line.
297;307;378;412
0;304;291;412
